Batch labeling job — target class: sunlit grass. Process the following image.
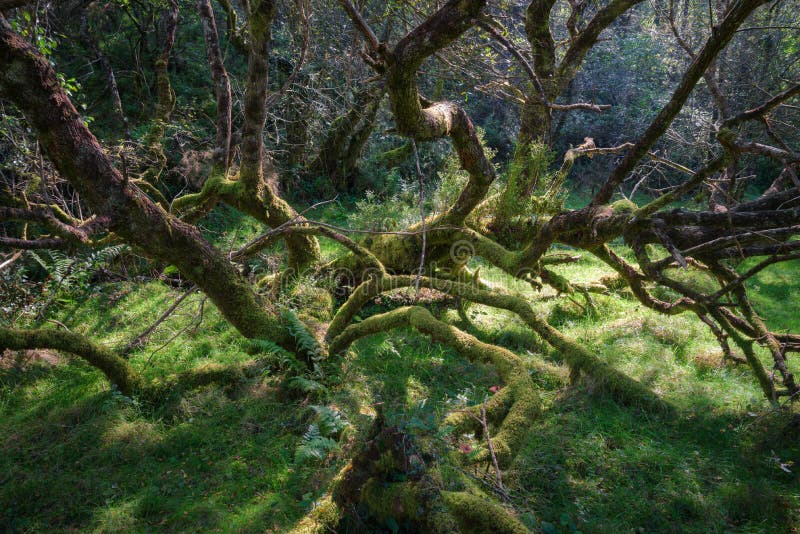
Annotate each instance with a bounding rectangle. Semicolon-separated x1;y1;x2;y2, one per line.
1;208;798;532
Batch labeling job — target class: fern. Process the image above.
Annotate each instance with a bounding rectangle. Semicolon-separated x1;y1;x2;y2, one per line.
249;338;304;372
310;405;349;437
294;406;349;463
29;244;129;294
282;309;323;362
30;250;74;285
88;244;127;264
294;424;338;463
287;376;328;396
248;338;291;356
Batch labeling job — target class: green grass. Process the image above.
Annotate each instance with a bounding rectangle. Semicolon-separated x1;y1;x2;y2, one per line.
1;214;799;532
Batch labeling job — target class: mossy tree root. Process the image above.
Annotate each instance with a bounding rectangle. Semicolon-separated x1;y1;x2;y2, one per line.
289;416;531;533
330;305;541;470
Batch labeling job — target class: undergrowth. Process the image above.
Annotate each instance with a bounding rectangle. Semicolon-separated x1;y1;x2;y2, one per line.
1;208;798;533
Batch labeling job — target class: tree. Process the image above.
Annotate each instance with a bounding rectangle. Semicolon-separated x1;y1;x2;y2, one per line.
1;0;798;530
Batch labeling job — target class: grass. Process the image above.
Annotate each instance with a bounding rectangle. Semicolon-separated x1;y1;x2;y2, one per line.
1;209;799;533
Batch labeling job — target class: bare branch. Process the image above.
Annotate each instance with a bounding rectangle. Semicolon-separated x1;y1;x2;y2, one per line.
593;0;770;205
336;0;381;54
549;102;611;112
724;82;800;128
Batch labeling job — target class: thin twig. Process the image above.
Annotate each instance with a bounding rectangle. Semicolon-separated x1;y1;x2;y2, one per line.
411;139;427;299
458;395;507;500
480;394;505;497
0;250;23;271
142;296;207;369
122;285;196;355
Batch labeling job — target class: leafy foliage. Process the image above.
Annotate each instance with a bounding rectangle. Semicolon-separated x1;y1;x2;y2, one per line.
294;423;339;463
247;338;303;372
294;405;348;463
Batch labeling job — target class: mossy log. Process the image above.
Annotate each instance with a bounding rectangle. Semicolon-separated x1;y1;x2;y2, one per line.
290;413;532;533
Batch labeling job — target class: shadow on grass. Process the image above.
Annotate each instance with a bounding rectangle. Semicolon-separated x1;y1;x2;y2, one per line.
0;362;340;533
2;319;798;533
0;326;503;533
514;386;798;534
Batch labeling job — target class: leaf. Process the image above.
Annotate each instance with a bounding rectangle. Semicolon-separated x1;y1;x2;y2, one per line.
287;376;327;395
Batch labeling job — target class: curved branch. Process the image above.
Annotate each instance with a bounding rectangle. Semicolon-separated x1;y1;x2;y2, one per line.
0;327;143;395
383;0;496;225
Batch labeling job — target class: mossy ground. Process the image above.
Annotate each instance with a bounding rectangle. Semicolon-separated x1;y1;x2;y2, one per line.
1;206;798;533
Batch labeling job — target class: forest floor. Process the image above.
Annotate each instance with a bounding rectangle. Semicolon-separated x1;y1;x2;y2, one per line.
1;204;799;533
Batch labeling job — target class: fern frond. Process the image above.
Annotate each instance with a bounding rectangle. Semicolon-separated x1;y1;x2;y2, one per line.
282;309;323;361
287;376;328;395
310;405;349;436
294;423;339;463
249;338;303;371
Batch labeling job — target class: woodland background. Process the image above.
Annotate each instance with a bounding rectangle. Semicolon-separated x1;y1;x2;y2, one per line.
0;0;799;532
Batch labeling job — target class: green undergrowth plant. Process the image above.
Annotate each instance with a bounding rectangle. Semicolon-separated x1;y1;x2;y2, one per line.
29;244;128;298
346;189;418;232
498;142;567;221
294;405;350;464
2;201;799;532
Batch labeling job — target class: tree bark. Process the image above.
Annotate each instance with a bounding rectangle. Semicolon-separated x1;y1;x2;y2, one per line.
0;16;289;345
198;0;232;171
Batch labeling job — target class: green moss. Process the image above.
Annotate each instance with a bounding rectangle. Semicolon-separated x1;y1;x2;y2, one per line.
290;285;334;321
610;198;638;214
482;378;541;469
360;479;423;523
442;491;530;534
288;496;341;533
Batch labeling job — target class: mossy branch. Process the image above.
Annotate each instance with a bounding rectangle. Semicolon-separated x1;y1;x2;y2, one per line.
329;275;670;413
0;327;143;396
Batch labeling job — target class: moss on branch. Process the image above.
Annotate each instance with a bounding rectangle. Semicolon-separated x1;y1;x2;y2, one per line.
0;327;143;396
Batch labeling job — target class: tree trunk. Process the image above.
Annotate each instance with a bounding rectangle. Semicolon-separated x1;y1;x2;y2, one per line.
198;0;232;171
142;0;179;183
310;85;384;191
0;16;289;346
